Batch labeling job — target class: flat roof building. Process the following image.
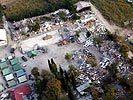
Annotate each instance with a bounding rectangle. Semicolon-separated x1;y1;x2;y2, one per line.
74;1;91;12
0;29;8;46
76;82;90;95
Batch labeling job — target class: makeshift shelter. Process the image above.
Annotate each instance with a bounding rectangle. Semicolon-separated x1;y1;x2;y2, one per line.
0;61;8;69
0;29;7;46
18;75;27;83
12;63;21;71
2;68;11;76
0;84;4;92
74;1;91;12
5;74;14;81
7;80;17;87
15;69;25;77
27;50;37;58
10;58;19;65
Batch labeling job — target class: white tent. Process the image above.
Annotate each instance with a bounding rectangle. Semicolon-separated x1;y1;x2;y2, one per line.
0;29;7;46
18;75;27;83
5;74;14;81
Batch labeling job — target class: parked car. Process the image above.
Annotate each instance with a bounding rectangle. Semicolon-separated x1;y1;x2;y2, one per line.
22;64;27;67
21;56;28;62
10;48;15;53
70;36;75;43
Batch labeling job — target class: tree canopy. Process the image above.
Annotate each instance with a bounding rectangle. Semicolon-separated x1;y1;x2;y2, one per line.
4;0;79;21
45;78;61;100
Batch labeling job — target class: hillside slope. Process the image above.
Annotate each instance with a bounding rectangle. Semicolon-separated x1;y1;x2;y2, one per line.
91;0;133;26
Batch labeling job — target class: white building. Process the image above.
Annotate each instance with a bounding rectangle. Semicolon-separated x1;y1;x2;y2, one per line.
0;29;7;46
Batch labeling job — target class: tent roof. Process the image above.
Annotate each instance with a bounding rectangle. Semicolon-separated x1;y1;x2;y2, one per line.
12;63;21;71
18;75;27;83
15;69;25;77
74;1;90;12
0;84;4;92
10;58;19;65
2;67;11;76
5;74;14;81
7;80;17;87
0;62;8;69
27;50;37;58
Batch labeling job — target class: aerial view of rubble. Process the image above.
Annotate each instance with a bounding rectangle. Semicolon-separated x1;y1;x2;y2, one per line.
0;0;132;100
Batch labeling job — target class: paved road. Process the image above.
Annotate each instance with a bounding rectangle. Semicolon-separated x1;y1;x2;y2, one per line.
90;2;115;33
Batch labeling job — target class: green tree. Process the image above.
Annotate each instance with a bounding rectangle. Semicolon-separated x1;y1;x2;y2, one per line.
64;70;70;81
90;87;99;100
0;4;3;23
68;88;75;100
32;21;40;32
128;73;133;93
51;63;57;74
119;43;130;58
107;63;118;80
61;76;71;92
75;31;80;38
119;77;129;87
68;64;81;78
71;13;80;21
93;35;102;48
31;67;40;79
35;79;43;94
63;0;75;13
106;31;114;41
65;53;72;61
86;31;91;38
41;70;49;86
102;86;116;100
59;65;64;76
45;78;61;100
48;59;52;71
71;73;77;88
58;11;67;21
51;58;56;65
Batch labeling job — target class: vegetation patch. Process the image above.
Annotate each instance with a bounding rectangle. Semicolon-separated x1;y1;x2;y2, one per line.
90;0;133;26
4;0;79;21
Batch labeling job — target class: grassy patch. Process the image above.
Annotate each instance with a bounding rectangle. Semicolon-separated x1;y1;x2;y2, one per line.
90;0;133;26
